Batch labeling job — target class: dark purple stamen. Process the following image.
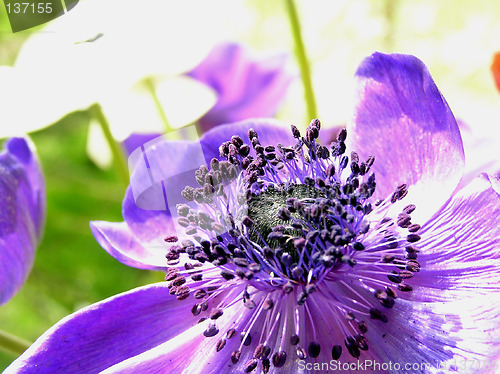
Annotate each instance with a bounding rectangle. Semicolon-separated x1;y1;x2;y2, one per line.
165;120;423;370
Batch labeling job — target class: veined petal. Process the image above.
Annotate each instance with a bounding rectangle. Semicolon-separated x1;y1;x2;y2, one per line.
188;43;293;133
100;322;208;374
375;174;500;367
126;137;202;215
0;137;45;305
5;283;201;374
101;293;259;374
411;174;500;301
349;52;465;223
89;221;168;270
121;186;179;244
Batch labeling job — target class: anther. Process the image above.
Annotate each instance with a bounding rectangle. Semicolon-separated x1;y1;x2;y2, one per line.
234;258;249;267
345;336;360;358
358;321;368;333
337;128;347;142
283;282;294;294
332;345;342;360
296;347;307;360
241;216;254;228
262;358;270;374
385;286;398;299
290;334;300;346
194;289;207;299
216;339;226;352
220;270;235;281
355;334;368;351
191;304;201;316
263;299;274;310
308;341;321;358
165;268;178;281
291;125;301;138
203;324;219;337
231;350;241;364
407;234;421;243
240;332;252;346
406;246;419;253
169;276;186;288
403;204;416;214
210;309;223;320
226;328;237;339
369;308;388;323
408;223;421;232
176;285;190;300
254;344;270;359
397;213;411;228
272;351;287;368
244;359;258;373
398;284;413;292
406;260;421;272
387;272;402;283
398;270;414;279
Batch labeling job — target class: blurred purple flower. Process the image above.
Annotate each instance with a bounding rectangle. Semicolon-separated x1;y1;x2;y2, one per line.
187;42;293;133
122;43;293;156
0;138;45;305
7;53;500;373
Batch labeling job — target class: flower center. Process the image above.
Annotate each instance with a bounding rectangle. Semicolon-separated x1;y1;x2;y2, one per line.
164;120;422;371
247;183;323;250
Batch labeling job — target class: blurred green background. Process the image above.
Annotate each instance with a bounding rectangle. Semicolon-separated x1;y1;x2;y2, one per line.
1;0;500;370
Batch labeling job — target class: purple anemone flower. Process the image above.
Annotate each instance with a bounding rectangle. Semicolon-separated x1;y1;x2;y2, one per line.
187;42;293;133
7;53;500;374
0;138;45;305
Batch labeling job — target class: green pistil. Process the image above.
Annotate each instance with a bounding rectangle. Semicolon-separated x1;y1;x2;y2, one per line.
284;0;318;125
247;184;323;252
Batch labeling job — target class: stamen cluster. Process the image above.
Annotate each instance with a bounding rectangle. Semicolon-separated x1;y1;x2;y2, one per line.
163;120;423;371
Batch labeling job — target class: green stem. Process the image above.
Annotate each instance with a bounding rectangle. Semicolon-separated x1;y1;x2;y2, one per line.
285;0;317;123
384;0;397;50
90;103;129;186
0;330;31;356
144;78;174;133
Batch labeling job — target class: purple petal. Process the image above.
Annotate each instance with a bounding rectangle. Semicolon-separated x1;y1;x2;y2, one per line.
188;43;293;132
101;294;254;374
318;124;344;146
456;119;500;190
90;221;168;270
99;323;208;374
0;137;45;305
348;53;465;221
382;174;500;362
121;186;179;243
121;133;161;156
6;283;201;374
411;174;500;302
